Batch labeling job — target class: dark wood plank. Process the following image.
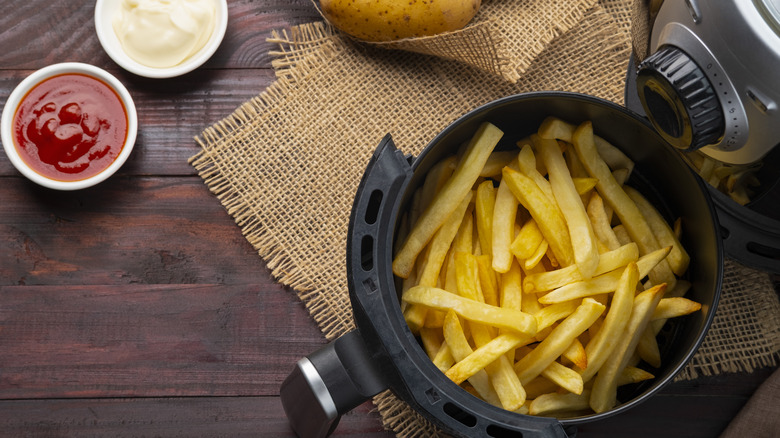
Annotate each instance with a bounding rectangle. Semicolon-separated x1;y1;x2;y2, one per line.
0;176;270;286
0;397;392;438
0;283;327;399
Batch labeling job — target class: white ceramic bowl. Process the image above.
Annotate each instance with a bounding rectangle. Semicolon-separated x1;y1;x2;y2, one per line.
1;62;138;191
94;0;228;78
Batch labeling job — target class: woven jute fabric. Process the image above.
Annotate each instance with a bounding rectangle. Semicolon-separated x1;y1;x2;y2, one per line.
191;0;780;436
310;0;598;83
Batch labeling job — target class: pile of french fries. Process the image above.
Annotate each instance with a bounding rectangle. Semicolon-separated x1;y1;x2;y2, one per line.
392;117;702;417
684;150;762;205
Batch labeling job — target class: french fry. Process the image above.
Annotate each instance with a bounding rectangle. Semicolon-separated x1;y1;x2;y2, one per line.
538;117;634;175
445;332;527;385
566;146;590;179
514;402;531;415
587;192;622;251
502;167;575;268
393;122;503;278
442;205;475;296
571;121;676;290
541;360;584;395
589;283;667;413
432;342;455;372
405;191;473;332
403;286;538;336
510;218;544;262
612;224;632;246
424;309;446;328
515;298;606;385
535;134;600;278
538;116;576;143
500;260;524;310
580;263;638;381
529;390;592;416
523;376;560;400
419;327;444;360
636;328;662;368
651;297;702;320
500;260;525;361
455;251;485;303
455;253;530;411
524;242;639;293
624;186;690;276
535;300;579;332
476;254;500;307
638;296;701;368
595;136;634;176
573;177;598;195
538;246;670;304
563;338;588;370
492;178;520;273
443;310;502;407
419;155;456;212
525;239;549;270
612;168;631;186
618;366;655;386
475;338;528;411
517;144;555;201
521;284;545;316
475;180;497;258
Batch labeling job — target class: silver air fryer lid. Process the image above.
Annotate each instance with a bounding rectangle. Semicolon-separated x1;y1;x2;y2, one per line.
635;0;780;165
627;0;780;273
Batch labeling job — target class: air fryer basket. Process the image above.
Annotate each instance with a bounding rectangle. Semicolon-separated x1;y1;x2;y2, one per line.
282;92;722;438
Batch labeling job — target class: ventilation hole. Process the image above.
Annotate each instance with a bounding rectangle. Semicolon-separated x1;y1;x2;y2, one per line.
720;225;731;240
747;89;769;113
364;189;383;225
443;403;477;427
360;235;374;271
746;241;780;260
487;424;525;437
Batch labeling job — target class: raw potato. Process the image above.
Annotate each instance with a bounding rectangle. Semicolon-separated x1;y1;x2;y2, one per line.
319;0;482;42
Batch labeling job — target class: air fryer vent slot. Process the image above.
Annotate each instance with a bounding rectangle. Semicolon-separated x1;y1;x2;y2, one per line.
443;402;477;427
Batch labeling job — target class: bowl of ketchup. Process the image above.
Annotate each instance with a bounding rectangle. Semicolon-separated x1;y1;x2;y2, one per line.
1;62;137;190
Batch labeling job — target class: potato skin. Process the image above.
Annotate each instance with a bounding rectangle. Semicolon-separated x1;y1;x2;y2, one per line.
320;0;482;42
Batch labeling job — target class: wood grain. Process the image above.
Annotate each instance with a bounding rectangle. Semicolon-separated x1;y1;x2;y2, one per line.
0;177;269;286
0;283;326;398
0;397;390;437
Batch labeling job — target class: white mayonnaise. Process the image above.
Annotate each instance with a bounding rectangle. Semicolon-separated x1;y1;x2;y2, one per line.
113;0;217;69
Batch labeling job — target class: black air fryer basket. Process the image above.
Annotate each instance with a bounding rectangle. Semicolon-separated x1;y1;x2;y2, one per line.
281;92;723;438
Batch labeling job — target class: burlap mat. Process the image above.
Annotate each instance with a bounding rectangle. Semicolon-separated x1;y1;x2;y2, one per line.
191;1;780;436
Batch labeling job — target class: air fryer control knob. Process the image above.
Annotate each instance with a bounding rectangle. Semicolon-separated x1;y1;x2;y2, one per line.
636;45;725;151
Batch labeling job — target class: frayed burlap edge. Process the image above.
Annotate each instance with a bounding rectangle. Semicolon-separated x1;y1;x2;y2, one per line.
190;31;359;340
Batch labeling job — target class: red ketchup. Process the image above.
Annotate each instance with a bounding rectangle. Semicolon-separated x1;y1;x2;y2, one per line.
12;73;128;181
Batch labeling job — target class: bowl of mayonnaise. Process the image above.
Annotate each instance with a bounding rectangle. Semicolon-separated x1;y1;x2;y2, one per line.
94;0;228;78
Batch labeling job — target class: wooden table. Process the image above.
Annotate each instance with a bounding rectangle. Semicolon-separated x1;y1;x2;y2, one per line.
0;1;777;437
